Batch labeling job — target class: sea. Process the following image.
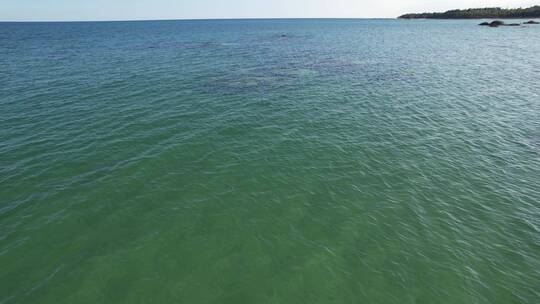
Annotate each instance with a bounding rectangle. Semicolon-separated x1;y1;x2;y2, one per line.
1;19;539;303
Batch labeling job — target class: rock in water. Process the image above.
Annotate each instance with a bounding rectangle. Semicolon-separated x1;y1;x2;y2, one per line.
489;20;505;27
480;20;522;28
524;20;540;24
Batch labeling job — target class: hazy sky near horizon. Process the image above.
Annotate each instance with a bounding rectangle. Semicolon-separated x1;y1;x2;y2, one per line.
1;0;539;21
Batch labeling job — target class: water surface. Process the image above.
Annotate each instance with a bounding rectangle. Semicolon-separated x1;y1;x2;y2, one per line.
1;19;540;303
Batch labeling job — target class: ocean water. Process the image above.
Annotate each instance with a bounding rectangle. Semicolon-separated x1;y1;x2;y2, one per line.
1;19;539;303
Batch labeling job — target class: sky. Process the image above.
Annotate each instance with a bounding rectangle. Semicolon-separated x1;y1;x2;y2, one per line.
1;0;538;21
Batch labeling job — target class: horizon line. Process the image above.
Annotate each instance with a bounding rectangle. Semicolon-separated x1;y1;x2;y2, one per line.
0;17;403;23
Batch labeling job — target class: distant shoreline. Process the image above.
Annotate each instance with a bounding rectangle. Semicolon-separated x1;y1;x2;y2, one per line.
399;6;540;19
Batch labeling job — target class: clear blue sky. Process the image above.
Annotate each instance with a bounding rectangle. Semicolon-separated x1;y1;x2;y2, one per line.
1;0;538;21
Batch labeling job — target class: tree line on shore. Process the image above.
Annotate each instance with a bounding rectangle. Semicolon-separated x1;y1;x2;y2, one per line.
399;6;540;19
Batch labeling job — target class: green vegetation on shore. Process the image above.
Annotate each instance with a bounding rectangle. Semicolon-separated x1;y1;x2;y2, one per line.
399;6;540;19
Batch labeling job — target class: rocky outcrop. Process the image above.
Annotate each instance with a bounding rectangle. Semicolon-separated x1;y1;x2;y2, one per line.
479;20;524;27
486;20;505;27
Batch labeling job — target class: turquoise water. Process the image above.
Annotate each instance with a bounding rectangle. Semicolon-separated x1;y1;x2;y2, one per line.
1;19;539;303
